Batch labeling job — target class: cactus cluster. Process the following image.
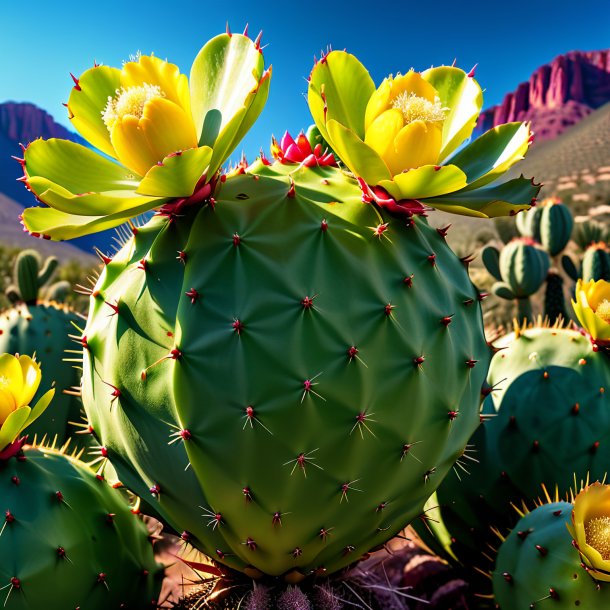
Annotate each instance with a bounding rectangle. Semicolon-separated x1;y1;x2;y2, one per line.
81;160;490;578
0;250;83;444
0;444;162;609
416;322;610;574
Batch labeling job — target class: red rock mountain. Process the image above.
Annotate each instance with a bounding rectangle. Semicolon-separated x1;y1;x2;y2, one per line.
0;101;76;144
477;50;610;142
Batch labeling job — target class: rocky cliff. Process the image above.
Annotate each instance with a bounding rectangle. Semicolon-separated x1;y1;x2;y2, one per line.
477;50;610;142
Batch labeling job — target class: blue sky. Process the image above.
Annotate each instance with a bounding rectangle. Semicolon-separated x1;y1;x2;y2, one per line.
1;0;608;158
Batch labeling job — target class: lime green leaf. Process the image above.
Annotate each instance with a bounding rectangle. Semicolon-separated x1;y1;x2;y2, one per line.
308;51;376;143
23;201;163;241
26;388;55;429
68;65;122;158
25;138;136;194
450;122;531;191
207;69;271;176
28;177;164;217
137;146;213;197
379;164;468;201
421;176;539;218
326;119;391;184
0;406;31;450
190;33;265;149
422;66;483;161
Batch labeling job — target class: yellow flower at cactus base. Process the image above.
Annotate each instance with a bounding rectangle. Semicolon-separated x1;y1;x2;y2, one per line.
572;279;610;344
364;71;446;175
0;354;54;454
568;483;610;582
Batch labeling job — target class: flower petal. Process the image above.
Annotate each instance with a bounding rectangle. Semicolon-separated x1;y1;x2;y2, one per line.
110;115;161;177
121;55;191;117
364;79;392;131
379;164;468;201
422;66;483;161
25;388;55;430
0;354;24;407
0;389;16;427
449;122;532;190
326;119;392;184
0;406;30;451
420;175;539;218
139;97;198;162
206;66;272;177
22;199;164;240
585;280;610;311
308;50;376;142
25;138;137;194
18;356;41;407
389;71;438;103
387;120;443;175
137;146;213;197
190;33;266;148
68;65;122;158
364;108;404;163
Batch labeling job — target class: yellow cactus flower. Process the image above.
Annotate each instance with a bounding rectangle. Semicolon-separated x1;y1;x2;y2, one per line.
0;354;54;454
572;279;610;344
364;71;446;175
568;483;610;582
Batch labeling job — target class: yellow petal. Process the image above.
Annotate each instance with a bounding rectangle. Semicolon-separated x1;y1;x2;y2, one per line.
18;356;41;407
586;280;610;311
0;388;16;426
364;78;392;131
0;354;23;409
364;108;404;163
110;116;161;177
390;71;438;104
121;55;192;118
386;120;442;176
139;97;198;166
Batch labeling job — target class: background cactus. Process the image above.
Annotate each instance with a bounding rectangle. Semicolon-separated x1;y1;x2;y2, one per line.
0;443;162;609
492;501;609;610
414;323;610;580
0;250;83;444
81;159;490;578
563;242;610;284
481;239;550;322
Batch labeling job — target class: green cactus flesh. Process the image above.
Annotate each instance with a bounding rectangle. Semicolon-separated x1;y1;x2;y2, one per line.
415;326;610;568
81;161;490;578
493;502;610;609
0;303;83;443
0;446;162;609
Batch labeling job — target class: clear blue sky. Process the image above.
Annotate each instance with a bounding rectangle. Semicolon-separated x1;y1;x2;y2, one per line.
1;0;608;159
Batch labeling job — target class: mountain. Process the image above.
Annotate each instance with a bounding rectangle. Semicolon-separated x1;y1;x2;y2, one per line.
477;50;610;143
0;101;110;257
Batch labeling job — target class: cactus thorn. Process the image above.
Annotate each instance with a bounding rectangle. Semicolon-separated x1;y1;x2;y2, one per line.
403;273;414;287
185;288;199;304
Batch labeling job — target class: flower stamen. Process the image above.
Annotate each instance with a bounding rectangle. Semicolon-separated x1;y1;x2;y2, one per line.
585;516;610;559
391;92;447;125
595;299;610;324
102;84;165;130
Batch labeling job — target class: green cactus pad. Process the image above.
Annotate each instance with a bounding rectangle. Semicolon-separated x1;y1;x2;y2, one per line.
493;502;610;609
0;446;162;609
414;324;610;573
81;161;490;578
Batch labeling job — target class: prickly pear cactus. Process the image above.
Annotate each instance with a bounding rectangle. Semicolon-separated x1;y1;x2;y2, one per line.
0;444;162;609
493;501;609;610
415;323;610;572
0;250;83;443
82;160;490;578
